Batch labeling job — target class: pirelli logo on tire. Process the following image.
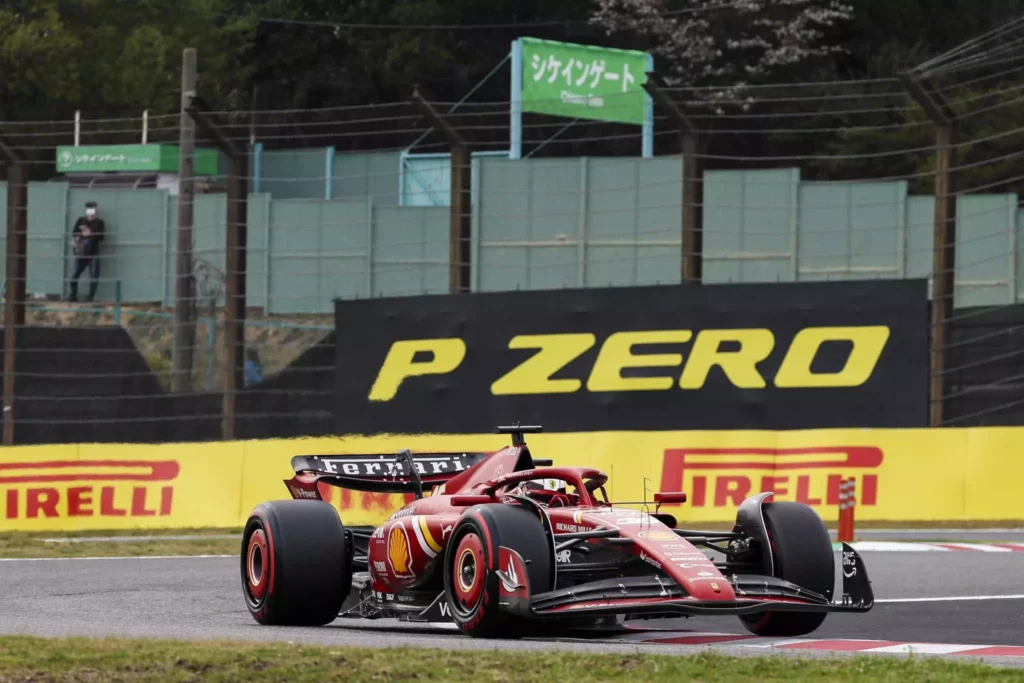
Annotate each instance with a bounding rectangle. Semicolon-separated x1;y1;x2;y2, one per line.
335;280;928;433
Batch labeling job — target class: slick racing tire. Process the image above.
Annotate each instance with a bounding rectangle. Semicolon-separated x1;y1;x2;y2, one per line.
444;504;555;639
241;500;352;626
739;501;834;637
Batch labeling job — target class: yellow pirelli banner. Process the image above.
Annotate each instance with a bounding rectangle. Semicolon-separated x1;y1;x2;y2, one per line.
1;427;1023;532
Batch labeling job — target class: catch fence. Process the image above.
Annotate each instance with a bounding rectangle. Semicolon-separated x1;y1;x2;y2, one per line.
1;24;1023;442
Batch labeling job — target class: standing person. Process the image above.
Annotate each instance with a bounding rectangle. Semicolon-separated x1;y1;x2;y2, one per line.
68;201;106;302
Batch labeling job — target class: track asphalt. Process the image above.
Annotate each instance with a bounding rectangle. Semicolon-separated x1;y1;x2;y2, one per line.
2;551;1023;664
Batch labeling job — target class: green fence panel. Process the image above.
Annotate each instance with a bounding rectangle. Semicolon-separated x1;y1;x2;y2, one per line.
956;194;1017;307
372;205;449;297
798;181;906;282
704;169;799;284
398;151;507;207
848;182;907;279
268;199;369;313
475;156;682;292
1018;207;1024;303
159;193;271;309
260;149;329;200
30;183;70;298
905;196;935;293
334;151;401;204
4;160;1024;312
190;194;228;306
400;153;450;207
247;193;271;312
586;156;682;287
319;200;373;306
475;158;580;292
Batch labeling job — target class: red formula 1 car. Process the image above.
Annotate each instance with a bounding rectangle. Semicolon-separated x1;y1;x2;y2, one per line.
240;426;873;638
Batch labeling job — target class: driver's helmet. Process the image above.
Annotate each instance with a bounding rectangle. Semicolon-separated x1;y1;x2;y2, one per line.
515;478;565;497
514;478;577;506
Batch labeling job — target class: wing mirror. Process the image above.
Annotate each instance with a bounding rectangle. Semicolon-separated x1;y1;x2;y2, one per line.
654;492;688;506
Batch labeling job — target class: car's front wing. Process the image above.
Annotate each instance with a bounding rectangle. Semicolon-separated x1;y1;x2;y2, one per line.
525;542;874;620
338;543;873;625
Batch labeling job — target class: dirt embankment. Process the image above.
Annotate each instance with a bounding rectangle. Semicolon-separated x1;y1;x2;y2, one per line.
24;302;333;391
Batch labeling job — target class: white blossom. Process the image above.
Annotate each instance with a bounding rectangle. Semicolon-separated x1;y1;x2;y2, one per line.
590;0;853;109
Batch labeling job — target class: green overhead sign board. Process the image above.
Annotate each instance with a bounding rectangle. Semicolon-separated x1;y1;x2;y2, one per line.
56;144;219;175
519;37;651;125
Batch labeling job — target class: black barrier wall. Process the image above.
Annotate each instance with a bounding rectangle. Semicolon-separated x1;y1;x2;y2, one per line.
0;327;335;444
945;306;1024;426
334;280;930;434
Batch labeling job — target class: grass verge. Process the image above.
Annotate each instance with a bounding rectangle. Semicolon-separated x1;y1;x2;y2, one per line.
0;528;241;559
0;636;1022;682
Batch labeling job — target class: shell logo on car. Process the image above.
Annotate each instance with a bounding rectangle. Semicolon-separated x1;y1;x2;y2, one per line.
387;524;414;578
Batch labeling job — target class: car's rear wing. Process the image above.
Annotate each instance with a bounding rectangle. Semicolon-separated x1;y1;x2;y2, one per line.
285;450;491;498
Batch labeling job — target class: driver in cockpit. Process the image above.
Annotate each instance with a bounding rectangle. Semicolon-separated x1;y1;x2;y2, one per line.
512;478;579;508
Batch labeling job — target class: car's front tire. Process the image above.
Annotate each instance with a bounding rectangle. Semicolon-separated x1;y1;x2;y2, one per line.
241;500;352;626
739;501;834;637
444;504;554;638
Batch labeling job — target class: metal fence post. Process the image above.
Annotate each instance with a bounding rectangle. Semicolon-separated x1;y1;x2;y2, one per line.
643;72;704;285
1;138;27;446
904;72;957;427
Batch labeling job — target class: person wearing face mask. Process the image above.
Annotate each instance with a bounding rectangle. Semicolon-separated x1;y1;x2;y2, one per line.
68;201;106;302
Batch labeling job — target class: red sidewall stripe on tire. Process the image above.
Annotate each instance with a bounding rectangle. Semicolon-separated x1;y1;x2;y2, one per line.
470;511;496;571
253;509;277;598
246;529;269;601
453;533;485;610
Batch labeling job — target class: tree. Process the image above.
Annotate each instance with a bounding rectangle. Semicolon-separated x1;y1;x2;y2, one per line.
0;0;252;124
589;0;853;110
0;1;82;122
236;0;596;110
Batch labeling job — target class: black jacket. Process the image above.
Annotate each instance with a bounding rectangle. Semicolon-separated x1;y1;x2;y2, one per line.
72;217;105;256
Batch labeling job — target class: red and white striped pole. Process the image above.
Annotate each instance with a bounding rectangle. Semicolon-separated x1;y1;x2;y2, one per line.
838;478;857;543
838;480;847;542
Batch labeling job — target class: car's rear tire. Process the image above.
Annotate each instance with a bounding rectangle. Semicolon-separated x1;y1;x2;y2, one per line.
739;501;834;637
241;500;352;626
444;504;554;639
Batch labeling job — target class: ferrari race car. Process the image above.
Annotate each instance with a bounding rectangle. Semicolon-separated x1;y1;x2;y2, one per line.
240;425;873;638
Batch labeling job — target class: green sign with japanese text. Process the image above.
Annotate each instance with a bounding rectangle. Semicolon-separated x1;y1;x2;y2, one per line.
56;144;219;175
520;38;650;125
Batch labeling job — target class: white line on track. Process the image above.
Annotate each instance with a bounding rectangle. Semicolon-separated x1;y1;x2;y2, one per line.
836;528;1024;534
877;594;1024;603
843;541;1024;552
0;554;234;562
